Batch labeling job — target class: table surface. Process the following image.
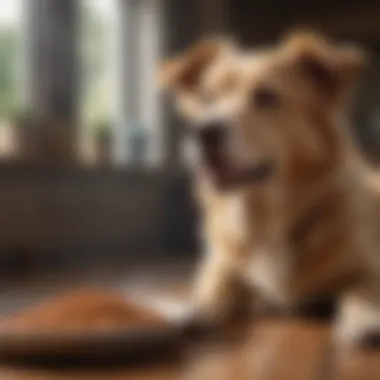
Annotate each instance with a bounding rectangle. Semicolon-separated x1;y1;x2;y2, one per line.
0;264;379;380
1;318;379;380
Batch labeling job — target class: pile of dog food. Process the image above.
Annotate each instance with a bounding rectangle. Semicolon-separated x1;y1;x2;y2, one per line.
0;289;166;333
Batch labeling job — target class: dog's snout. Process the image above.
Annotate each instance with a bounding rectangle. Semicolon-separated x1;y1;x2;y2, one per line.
197;122;227;147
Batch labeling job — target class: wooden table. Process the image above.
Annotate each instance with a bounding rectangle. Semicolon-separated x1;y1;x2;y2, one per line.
0;261;379;380
0;318;379;380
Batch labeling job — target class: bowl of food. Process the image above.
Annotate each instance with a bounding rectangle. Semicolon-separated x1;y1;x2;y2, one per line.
0;288;189;366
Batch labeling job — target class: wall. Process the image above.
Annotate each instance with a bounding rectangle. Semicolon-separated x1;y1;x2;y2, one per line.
0;164;197;274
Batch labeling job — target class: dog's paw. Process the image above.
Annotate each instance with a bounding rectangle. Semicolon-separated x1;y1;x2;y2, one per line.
334;293;380;348
182;300;257;342
180;306;224;339
192;285;235;324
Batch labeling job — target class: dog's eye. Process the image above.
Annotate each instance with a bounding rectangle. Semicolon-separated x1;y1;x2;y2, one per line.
251;86;280;109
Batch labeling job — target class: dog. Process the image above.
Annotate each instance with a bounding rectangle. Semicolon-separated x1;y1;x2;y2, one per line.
159;31;380;345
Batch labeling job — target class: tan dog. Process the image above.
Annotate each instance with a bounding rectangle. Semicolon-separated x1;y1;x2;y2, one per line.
160;32;380;345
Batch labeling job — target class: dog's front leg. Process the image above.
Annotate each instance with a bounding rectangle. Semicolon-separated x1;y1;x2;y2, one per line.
334;282;380;347
192;247;244;324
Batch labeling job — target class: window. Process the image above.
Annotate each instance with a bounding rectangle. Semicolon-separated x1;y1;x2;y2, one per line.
80;0;116;166
0;0;24;158
80;0;164;167
136;0;164;166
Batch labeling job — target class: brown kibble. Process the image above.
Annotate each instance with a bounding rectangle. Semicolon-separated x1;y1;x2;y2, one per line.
0;289;165;334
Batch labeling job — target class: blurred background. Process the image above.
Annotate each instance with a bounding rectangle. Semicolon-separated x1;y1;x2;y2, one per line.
0;2;380;378
0;0;379;301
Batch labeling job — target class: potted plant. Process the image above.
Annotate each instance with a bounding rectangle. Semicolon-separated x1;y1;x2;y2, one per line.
93;120;113;166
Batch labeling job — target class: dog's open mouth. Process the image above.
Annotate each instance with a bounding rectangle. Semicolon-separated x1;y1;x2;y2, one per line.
204;160;274;189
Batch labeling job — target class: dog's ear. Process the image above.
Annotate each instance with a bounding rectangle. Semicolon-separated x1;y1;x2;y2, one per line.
334;44;368;85
283;31;368;97
158;38;233;93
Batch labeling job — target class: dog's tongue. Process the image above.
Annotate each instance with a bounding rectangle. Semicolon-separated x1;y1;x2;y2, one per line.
203;151;233;185
203;152;269;188
205;161;274;189
206;163;237;188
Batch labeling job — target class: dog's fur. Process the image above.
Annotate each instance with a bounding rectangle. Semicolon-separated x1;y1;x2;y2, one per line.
160;32;380;345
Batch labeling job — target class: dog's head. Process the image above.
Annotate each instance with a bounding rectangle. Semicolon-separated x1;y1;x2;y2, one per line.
159;32;367;191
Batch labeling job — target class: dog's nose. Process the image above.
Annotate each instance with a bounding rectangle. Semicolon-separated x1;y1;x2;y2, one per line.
197;122;227;147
